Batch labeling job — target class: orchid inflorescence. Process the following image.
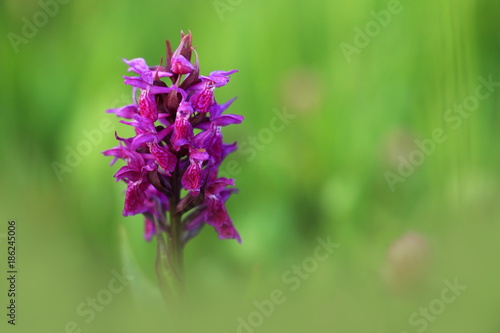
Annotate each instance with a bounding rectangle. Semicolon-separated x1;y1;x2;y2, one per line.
103;32;242;246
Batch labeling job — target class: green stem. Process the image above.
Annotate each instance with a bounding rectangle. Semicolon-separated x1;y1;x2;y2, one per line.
167;195;185;294
155;159;186;312
155;231;173;304
167;160;186;301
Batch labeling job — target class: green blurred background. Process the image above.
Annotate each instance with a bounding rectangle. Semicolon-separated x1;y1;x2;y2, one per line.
1;0;499;332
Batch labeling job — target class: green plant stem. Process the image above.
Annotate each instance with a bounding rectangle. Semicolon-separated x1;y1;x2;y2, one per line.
155;160;186;312
167;196;185;294
167;160;186;301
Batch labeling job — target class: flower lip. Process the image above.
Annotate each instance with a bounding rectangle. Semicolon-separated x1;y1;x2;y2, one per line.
171;55;194;75
189;148;209;161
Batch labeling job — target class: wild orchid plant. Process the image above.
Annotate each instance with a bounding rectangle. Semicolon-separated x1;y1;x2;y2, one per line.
103;32;242;303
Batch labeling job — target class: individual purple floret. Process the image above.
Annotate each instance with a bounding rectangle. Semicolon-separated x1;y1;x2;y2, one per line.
103;32;242;244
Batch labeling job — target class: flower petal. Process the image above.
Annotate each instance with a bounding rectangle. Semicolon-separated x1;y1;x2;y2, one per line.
190;85;214;113
213;114;244;126
123;76;150;89
143;217;156;242
216;220;241;243
210;97;236;119
123;58;154;85
131;133;156;149
123;181;148;216
201;70;238;87
106;104;138;119
139;90;158;121
181;160;203;195
171;55;194;75
149;142;177;174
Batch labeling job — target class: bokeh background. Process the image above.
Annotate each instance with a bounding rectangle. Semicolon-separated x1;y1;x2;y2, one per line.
1;0;499;332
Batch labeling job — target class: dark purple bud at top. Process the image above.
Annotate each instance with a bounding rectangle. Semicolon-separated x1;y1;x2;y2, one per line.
180;48;200;89
169;32;193;75
165;90;181;113
177;32;193;62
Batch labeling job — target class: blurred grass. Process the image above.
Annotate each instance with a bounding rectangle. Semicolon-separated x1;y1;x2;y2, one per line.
1;0;500;332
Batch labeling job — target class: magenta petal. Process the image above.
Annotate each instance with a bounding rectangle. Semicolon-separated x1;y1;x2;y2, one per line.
206;195;229;225
222;142;237;160
211;97;236;118
181;161;203;195
216;221;241;243
139;90;158;121
132;114;156;133
156;71;172;78
123;58;154;84
201;70;238;87
106;104;138;119
123;58;149;72
207;177;235;195
114;167;141;182
149;142;177;174
143;217;156;242
123;76;150;89
102;146;128;166
157;126;173;142
177;101;193;117
171;55;194;74
149;66;173;78
149;85;172;94
131;133;156;149
141;162;157;173
171;118;193;149
173;137;190;147
193;125;223;163
210;70;238;77
193;125;213;147
189;149;209;161
123;181;148;216
184;208;207;231
102;146;127;159
190;87;214;113
213;114;244;126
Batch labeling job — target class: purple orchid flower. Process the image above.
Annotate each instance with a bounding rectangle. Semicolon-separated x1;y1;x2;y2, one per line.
102;32;243;247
